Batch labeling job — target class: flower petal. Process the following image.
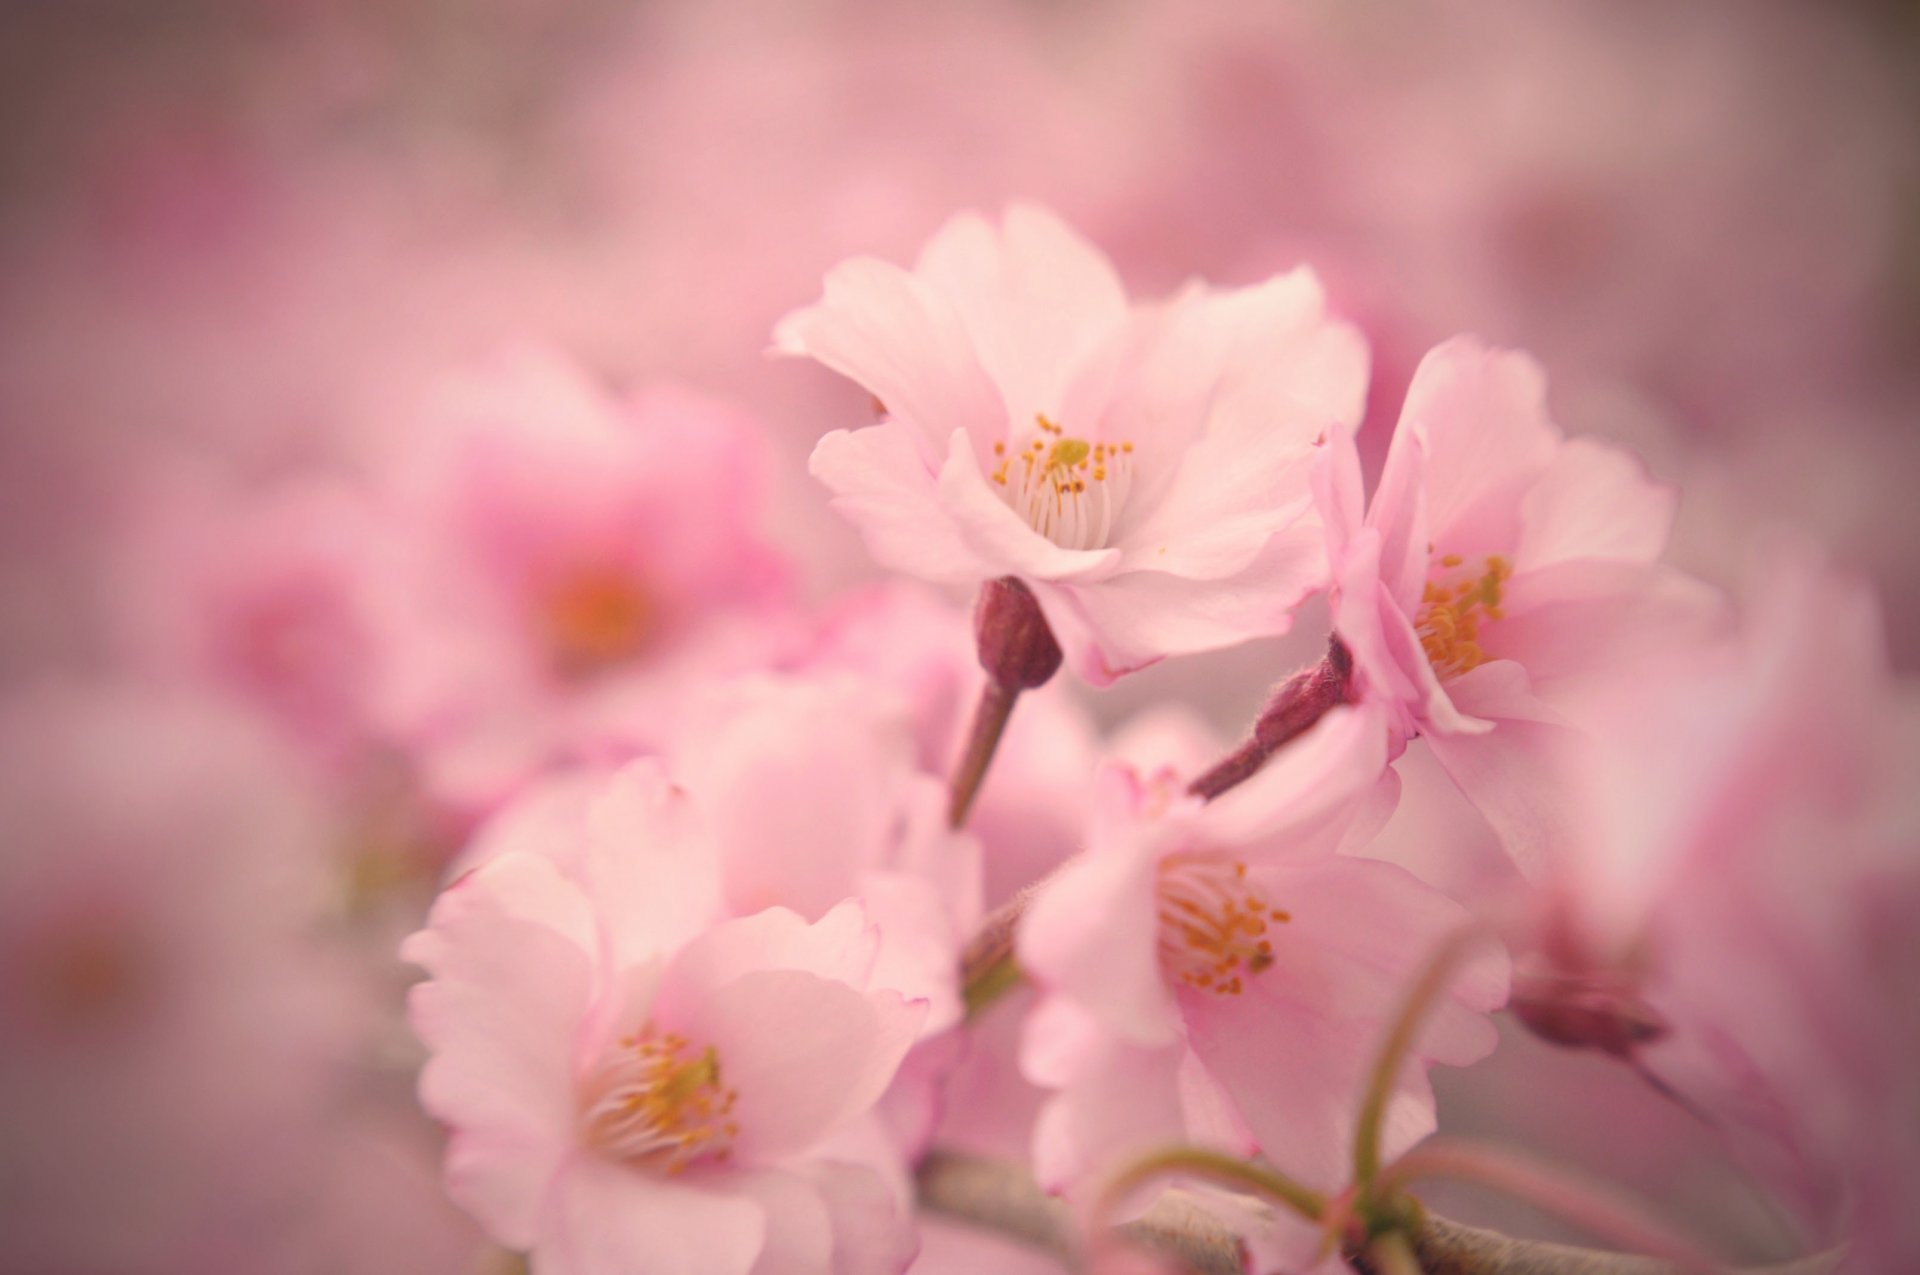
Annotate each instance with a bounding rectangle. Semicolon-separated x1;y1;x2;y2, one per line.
774;256;1006;464
915;203;1129;421
539;1155;766;1275
810;424;985;584
677;969;924;1162
403;855;598;1248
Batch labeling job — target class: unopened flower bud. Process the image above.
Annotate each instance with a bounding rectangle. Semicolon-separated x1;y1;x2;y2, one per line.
974;577;1063;692
1509;968;1668;1060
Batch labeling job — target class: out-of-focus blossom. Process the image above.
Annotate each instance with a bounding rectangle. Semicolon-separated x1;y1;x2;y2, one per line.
114;471;408;774
377;345;796;811
407;780;928;1275
778;203;1367;684
1317;336;1722;870
0;683;359;1274
1016;706;1506;1212
1518;547;1919;1266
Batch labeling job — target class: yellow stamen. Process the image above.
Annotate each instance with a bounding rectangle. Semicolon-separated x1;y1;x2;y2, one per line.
582;1028;740;1173
1415;554;1513;679
1157;856;1290;997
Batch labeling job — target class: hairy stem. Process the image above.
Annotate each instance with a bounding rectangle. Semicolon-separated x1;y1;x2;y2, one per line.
1188;636;1353;802
1101;1144;1327;1227
959;876;1051;1017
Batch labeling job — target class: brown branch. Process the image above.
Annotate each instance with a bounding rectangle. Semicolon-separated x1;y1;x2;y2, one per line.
914;1152;1840;1275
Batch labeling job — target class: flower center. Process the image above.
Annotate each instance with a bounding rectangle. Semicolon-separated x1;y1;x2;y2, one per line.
540;565;658;678
991;414;1134;551
581;1025;739;1172
1156;855;1290;997
1415;554;1513;680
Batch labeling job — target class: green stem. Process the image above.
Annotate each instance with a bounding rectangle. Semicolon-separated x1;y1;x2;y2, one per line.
1353;924;1497;1197
1369;1229;1424;1275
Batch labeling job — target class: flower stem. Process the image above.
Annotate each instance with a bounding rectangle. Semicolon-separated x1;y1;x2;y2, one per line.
1189;636;1353;801
1378;1139;1720;1273
1368;1229;1424;1275
949;679;1017;828
1102;1144;1327;1226
1353;924;1497;1197
958;875;1051;1017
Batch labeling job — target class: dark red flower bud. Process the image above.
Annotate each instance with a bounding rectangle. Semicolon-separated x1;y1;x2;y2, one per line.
974;577;1062;692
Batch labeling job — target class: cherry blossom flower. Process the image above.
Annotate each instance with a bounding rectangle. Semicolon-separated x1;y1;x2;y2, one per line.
1016;705;1507;1212
379;345;796;811
406;781;928;1275
0;683;359;1275
1518;546;1919;1265
1316;335;1723;870
776;203;1367;685
456;674;980;1038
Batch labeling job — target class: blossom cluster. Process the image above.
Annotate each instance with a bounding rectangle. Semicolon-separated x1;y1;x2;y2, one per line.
3;188;1913;1275
391;208;1912;1273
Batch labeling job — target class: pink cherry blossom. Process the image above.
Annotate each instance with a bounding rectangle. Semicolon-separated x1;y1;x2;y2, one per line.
406;804;928;1275
1316;335;1724;870
112;470;413;776
0;682;361;1275
456;673;980;1038
776;203;1368;685
1520;546;1919;1265
1016;705;1507;1211
379;344;797;812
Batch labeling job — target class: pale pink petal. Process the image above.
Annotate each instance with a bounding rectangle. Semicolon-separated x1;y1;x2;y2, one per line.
403;855;598;1247
1330;533;1426;736
1108;398;1320;580
734;1170;834;1275
774;256;1006;464
1486;560;1728;705
660;903;880;1004
1107;271;1366;554
857;871;967;1036
673;676;914;920
1029;1034;1189;1194
1197;703;1390;852
538;1155;766;1275
1018;799;1181;1046
680;971;924;1163
1311;423;1367;562
1255;856;1508;1063
808;1160;920;1275
1184;980;1429;1189
810;425;985;584
1361;402;1433;612
584;759;722;970
1035;524;1323;686
915;203;1129;421
1423;713;1587;882
1098;271;1365;527
1514;436;1676;572
1394;338;1559;558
